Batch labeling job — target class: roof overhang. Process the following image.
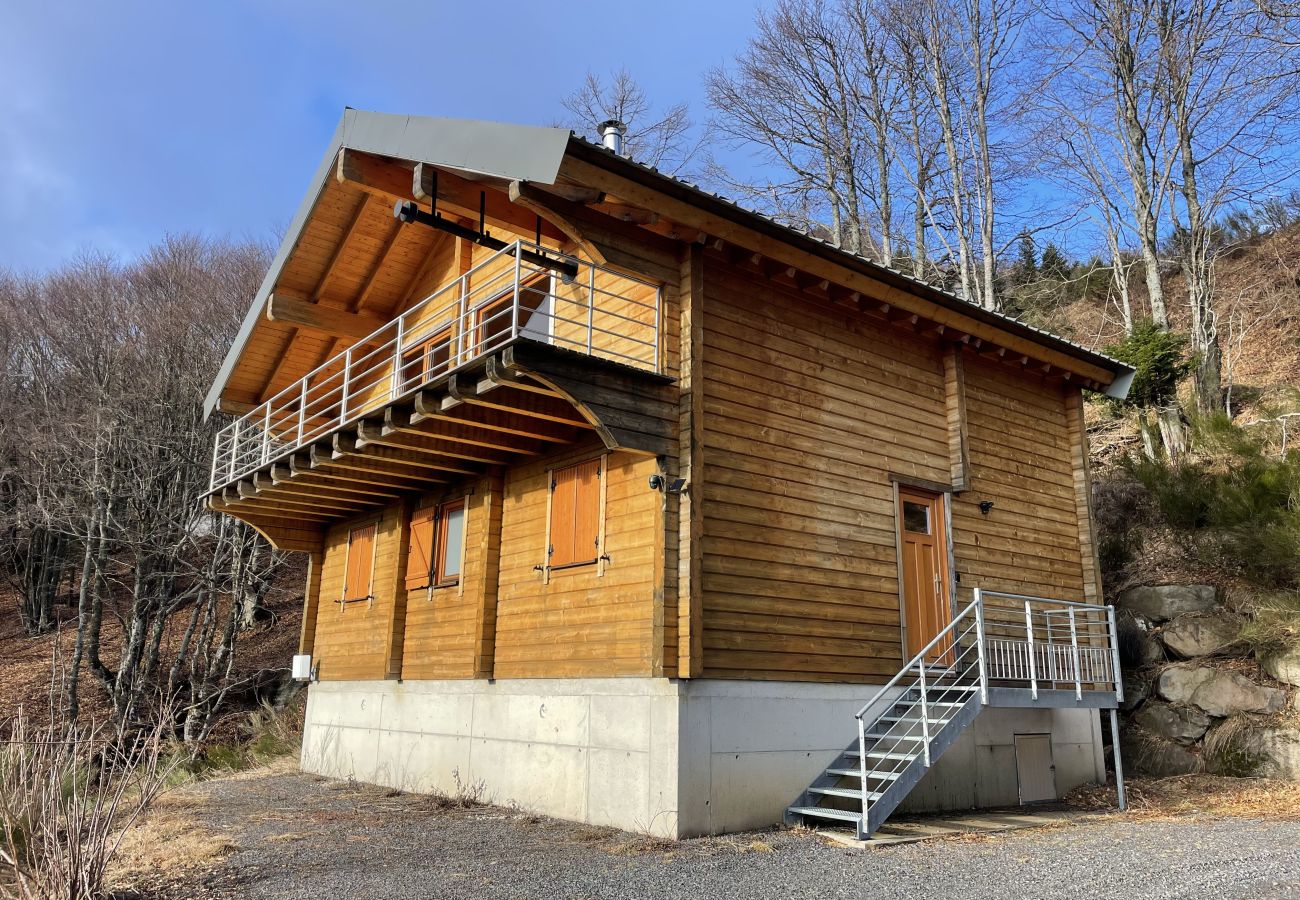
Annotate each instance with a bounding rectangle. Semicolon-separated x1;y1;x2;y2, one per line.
203;110;571;417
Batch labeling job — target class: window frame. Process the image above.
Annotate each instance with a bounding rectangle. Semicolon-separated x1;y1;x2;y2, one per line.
472;272;553;354
399;324;454;393
406;499;467;593
545;455;606;578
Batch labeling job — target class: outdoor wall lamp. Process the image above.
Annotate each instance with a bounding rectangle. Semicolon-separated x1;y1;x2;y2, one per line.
979;500;995;516
648;474;688;494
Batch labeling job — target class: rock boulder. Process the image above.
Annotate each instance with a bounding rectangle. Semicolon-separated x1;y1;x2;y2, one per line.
1239;726;1300;780
1117;585;1218;623
1159;664;1285;717
1133;701;1211;745
1159;613;1243;658
1120;728;1202;777
1261;648;1300;687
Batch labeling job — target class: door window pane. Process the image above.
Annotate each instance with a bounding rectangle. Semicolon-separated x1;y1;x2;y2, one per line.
902;500;930;534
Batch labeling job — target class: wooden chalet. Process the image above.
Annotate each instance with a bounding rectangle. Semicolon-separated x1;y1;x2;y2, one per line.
205;110;1134;839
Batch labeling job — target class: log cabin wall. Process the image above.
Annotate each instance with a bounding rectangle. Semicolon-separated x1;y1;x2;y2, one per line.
312;503;406;681
492;440;663;679
695;250;1096;684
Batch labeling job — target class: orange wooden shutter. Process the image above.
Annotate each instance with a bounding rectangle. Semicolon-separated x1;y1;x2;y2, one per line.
344;523;377;602
549;459;601;568
405;508;435;591
572;459;601;564
549;465;578;566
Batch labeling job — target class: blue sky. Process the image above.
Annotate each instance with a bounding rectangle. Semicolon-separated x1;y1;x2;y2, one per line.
0;0;757;271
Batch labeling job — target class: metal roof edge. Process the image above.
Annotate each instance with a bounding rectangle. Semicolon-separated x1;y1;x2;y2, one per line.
564;136;1134;392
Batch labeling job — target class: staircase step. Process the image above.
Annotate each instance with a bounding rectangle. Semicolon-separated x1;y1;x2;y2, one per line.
847;750;918;762
808;786;886;801
788;805;863;825
825;767;902;780
876;714;948;724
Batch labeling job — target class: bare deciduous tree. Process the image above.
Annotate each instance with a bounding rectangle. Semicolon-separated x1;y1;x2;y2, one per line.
561;69;701;175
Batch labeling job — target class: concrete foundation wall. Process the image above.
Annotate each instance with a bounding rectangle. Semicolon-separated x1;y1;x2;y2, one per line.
301;678;1107;838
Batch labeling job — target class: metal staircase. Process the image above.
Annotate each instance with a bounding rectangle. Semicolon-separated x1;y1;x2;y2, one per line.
786;590;1125;840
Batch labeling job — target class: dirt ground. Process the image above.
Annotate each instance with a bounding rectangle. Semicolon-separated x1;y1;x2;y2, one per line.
114;761;1300;900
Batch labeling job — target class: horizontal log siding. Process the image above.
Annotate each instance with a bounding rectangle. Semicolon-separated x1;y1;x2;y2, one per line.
312;504;404;681
400;476;501;680
493;442;660;678
697;254;1091;683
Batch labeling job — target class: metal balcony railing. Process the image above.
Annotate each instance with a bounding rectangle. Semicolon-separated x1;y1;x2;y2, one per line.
210;240;661;492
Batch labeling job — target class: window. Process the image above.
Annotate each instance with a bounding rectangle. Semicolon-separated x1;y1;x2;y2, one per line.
473;273;551;353
548;458;601;568
902;500;931;535
342;523;378;603
405;500;466;590
400;326;453;392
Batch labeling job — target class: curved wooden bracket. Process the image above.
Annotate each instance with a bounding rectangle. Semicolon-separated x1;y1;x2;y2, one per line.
207;496;325;554
497;344;675;458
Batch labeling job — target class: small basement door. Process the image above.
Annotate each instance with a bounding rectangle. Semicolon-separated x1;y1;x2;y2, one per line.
898;487;953;664
1014;733;1057;803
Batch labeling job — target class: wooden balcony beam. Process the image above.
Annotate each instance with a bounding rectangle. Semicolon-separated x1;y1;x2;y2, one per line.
412;390;577;443
355;419;508;467
272;461;400;500
383;405;544;456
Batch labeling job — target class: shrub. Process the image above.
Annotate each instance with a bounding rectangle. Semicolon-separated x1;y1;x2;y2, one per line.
1121;417;1300;589
1104;321;1194;412
0;709;172;900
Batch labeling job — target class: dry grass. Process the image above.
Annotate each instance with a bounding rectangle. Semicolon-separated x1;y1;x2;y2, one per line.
1068;774;1300;822
110;806;238;888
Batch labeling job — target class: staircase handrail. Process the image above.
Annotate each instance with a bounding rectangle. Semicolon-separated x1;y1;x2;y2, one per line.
853;595;985;723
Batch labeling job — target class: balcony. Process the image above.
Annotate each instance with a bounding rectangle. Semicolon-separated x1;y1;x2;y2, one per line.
209;240;669;507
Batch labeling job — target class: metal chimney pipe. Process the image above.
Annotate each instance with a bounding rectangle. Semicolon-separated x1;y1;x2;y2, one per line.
599;119;627;155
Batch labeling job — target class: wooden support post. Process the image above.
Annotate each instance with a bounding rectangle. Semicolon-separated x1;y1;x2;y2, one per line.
677;244;705;678
1066;388;1104;604
943;346;971;492
299;548;325;657
384;503;413;679
471;473;505;679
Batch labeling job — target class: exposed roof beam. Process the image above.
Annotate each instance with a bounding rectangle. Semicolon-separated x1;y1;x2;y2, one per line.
267;292;390;340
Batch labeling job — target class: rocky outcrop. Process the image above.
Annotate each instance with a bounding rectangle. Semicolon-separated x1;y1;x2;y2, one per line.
1133;701;1211;744
1120;728;1202;777
1262;648;1300;687
1117;585;1218;622
1112;582;1297;781
1239;727;1300;780
1157;665;1286;717
1159;612;1243;658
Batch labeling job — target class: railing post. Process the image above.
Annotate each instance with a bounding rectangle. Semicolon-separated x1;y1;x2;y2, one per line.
261;403;272;464
228;419;240;481
918;660;931;766
297;379;307;446
974;589;988;705
511;243;522;341
392;316;404;400
653;285;662;372
1024;600;1038;701
1068;607;1082;700
586;261;596;354
209;432;222;491
1107;604;1125;704
341;347;352;422
857;714;869;821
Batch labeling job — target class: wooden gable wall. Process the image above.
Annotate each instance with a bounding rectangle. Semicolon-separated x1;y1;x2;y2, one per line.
694;248;1094;683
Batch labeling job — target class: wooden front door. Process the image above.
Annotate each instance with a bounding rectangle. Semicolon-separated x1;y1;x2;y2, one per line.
898;487;952;663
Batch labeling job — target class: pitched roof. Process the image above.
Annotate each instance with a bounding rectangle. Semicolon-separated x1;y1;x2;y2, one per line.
205;109;1132;415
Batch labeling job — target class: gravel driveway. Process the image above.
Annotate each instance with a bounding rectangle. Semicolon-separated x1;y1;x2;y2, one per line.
155;767;1300;900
